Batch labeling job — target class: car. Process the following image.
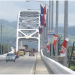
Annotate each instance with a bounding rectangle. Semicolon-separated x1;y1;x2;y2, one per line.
29;49;34;56
6;53;16;62
26;49;29;52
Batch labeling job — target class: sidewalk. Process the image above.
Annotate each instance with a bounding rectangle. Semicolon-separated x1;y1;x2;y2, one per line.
35;52;54;74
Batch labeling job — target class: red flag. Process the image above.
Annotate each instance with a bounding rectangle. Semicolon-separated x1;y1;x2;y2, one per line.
60;40;67;57
40;26;43;34
42;21;45;26
46;42;50;52
44;5;46;14
42;14;46;27
53;35;58;50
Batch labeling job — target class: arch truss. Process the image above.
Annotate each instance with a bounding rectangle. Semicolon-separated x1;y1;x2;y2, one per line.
16;10;40;52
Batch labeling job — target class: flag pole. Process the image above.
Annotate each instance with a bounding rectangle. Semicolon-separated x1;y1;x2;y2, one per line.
64;1;68;66
51;1;54;59
55;1;59;61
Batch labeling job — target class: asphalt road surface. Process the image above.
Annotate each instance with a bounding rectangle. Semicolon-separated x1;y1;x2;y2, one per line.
0;52;36;74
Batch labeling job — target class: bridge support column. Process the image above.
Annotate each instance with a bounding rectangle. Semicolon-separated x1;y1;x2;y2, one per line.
16;38;19;51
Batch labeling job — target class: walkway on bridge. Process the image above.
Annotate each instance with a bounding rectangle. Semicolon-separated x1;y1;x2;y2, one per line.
35;52;54;74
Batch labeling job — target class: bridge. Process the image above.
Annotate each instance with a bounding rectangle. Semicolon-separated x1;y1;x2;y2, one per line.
0;1;75;74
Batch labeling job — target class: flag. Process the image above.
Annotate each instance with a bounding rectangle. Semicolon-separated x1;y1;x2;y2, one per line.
40;14;46;27
40;14;44;26
46;42;50;52
60;40;67;57
40;4;46;14
40;21;43;26
40;26;43;34
42;14;46;27
40;21;46;27
43;23;46;27
39;26;43;34
40;14;42;21
42;14;45;21
53;35;58;50
40;14;45;21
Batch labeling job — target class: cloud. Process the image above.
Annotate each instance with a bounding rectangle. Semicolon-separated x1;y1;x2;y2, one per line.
53;13;75;26
0;1;26;21
68;13;75;25
0;1;74;27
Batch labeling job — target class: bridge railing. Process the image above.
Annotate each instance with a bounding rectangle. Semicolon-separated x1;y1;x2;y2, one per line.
41;50;75;74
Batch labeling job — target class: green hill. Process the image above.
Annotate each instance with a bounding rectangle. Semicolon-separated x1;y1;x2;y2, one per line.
58;32;75;46
0;19;75;47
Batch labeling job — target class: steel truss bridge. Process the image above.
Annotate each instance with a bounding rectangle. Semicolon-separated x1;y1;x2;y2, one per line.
16;10;40;52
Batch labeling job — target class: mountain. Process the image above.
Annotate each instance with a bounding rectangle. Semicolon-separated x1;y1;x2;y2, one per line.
0;19;75;47
58;32;75;46
0;19;17;29
58;26;75;36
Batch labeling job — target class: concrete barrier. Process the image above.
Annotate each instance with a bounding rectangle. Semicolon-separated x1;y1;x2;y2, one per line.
0;55;6;61
41;50;75;74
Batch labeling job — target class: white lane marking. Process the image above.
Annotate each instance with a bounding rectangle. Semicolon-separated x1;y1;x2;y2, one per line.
30;53;36;74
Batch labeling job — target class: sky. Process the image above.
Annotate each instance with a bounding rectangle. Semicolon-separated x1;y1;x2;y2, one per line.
0;0;75;26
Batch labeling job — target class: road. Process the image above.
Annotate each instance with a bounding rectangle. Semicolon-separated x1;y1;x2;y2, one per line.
0;52;36;74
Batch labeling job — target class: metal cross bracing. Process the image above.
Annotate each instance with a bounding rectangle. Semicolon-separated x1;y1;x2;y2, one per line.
16;10;40;52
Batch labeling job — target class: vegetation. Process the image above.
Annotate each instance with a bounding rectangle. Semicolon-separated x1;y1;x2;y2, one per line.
58;36;63;55
0;44;11;54
69;66;75;71
67;44;75;71
68;60;75;71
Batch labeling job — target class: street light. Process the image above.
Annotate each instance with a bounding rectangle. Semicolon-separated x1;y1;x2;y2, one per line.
38;1;49;7
26;0;50;30
26;0;51;56
26;0;49;7
28;9;40;10
0;22;4;55
7;38;9;52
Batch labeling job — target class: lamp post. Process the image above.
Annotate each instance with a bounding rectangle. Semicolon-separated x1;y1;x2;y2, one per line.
39;1;52;57
64;1;68;67
7;38;9;52
28;9;40;10
26;0;52;57
50;1;54;59
49;1;51;32
38;1;49;7
55;1;59;61
0;22;4;55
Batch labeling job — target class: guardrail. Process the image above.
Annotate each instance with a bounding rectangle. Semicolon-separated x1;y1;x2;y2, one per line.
41;50;75;74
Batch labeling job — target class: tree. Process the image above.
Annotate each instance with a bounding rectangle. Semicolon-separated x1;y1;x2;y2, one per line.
58;36;63;55
0;43;11;54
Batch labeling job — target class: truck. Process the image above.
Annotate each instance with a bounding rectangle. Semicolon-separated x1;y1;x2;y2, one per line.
19;46;25;56
23;45;29;52
29;49;34;56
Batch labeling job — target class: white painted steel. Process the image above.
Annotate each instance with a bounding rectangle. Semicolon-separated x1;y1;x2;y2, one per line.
41;50;75;74
16;10;40;52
